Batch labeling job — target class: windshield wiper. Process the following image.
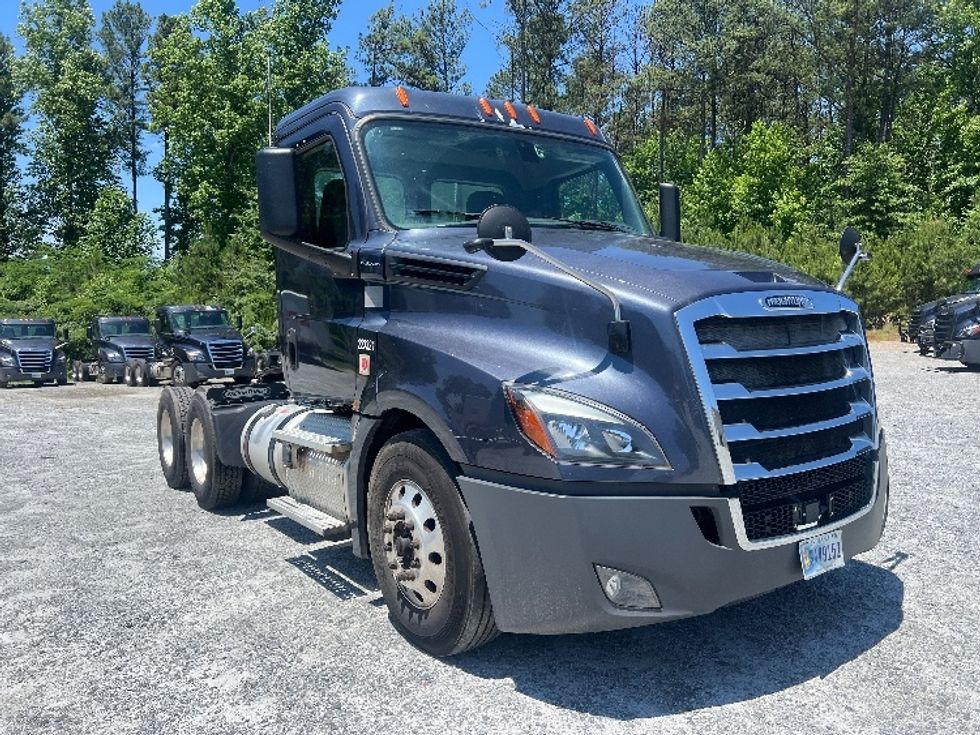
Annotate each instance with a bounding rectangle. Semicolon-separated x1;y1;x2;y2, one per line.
536;217;635;233
411;209;482;221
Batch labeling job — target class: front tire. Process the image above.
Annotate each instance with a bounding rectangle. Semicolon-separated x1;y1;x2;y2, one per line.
184;391;243;510
133;358;155;387
158;386;194;489
367;429;497;657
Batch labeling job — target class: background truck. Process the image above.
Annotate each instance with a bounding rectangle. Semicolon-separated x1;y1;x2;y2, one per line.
906;264;980;354
155;87;889;656
123;305;255;388
74;315;155;384
930;265;980;366
0;318;68;388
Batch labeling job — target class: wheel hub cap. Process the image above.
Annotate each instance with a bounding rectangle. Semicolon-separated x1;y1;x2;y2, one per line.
189;418;207;486
159;412;174;468
383;479;446;609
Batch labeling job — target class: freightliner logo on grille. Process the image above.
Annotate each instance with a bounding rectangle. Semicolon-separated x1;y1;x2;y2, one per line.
763;294;814;309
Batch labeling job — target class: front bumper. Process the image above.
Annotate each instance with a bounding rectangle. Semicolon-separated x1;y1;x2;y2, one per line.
0;364;67;383
182;357;255;384
459;435;889;635
937;339;980;364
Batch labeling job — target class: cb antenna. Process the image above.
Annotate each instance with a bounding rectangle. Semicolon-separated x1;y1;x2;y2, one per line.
266;52;273;146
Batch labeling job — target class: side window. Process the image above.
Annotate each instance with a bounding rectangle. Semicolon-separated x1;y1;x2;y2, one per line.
296;138;350;248
557;169;624;223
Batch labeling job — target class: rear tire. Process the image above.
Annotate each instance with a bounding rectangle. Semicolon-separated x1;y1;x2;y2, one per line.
98;366;114;384
367;429;497;657
184;391;243;510
133;359;155;387
124;360;137;386
158;386;194;489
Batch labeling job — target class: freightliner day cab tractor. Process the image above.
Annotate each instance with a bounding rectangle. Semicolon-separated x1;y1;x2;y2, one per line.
154;87;889;656
0;318;68;388
909;265;980;361
74;315;156;384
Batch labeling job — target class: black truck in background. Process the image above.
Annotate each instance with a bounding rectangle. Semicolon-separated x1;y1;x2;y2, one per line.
930;264;980;366
0;318;68;388
154;87;888;656
74;315;156;384
907;265;980;354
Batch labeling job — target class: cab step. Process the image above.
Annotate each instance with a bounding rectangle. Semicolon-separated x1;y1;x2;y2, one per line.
267;496;349;538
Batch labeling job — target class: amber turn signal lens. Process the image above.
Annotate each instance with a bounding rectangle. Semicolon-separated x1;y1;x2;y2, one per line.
395;86;410;108
527;104;541;124
504;100;518;120
505;388;556;458
584;117;599;136
478;97;494;117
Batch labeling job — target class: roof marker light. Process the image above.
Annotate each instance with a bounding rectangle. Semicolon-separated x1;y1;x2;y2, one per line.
395;86;410;108
584;117;599;136
478;97;493;117
504;100;518;121
527;104;542;124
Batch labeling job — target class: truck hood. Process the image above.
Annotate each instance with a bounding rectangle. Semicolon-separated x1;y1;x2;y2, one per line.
105;335;155;349
173;330;243;349
0;337;58;351
390;227;829;311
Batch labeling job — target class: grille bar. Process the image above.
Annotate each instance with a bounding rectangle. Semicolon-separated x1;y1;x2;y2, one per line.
122;346;154;361
934;308;955;345
724;401;873;442
701;332;864;360
16;349;52;372
713;367;871;400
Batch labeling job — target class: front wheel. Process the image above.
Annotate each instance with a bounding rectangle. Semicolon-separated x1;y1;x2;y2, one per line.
367;429;497;657
158;386;194;489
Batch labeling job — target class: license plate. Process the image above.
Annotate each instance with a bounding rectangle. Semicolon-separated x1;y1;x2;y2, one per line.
222;369;235;375
799;530;844;580
30;372;43;378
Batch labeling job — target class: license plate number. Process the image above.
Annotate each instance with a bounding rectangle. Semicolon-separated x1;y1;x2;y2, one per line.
799;530;844;580
30;372;43;378
222;369;235;375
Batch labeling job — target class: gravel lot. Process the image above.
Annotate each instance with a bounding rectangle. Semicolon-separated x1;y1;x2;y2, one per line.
1;341;978;735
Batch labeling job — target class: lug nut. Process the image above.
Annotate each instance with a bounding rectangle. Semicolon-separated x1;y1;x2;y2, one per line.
395;570;417;582
386;508;406;521
388;561;398;570
410;559;421;568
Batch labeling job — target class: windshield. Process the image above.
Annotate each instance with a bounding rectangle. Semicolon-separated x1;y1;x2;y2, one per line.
170;309;231;331
0;323;55;339
361;120;651;235
101;319;150;337
961;277;980;294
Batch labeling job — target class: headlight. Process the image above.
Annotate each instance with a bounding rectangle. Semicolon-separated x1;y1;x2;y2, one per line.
0;353;14;366
104;350;124;362
955;323;980;339
504;384;671;468
184;348;206;361
55;351;66;363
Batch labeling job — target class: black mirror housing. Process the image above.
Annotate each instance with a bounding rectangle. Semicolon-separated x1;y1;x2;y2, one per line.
839;226;861;264
659;183;681;242
256;147;299;237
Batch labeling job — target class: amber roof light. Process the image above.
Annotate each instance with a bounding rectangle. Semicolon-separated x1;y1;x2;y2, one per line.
395;86;410;108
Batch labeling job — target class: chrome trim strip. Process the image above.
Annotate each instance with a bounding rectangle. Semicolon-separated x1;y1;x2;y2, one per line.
732;437;875;482
700;332;863;360
723;401;873;442
713;367;871;400
728;450;880;550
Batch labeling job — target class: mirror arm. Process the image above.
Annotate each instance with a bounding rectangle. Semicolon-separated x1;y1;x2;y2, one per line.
836;243;871;292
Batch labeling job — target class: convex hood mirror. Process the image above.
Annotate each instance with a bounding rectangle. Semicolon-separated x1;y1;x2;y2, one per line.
839;226;861;265
465;205;531;261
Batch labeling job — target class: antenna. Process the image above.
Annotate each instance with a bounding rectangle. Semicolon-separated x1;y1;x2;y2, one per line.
266;52;273;146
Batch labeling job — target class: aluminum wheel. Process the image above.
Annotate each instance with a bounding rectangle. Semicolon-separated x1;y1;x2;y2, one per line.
383;478;446;610
189;418;208;487
173;364;185;385
159;411;175;469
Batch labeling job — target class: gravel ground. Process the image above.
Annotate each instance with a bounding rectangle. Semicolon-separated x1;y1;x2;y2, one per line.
1;342;978;735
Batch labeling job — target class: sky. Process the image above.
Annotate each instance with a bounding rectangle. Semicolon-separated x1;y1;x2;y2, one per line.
0;0;510;225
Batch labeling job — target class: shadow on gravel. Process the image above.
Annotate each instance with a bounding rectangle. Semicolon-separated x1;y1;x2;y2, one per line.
285;541;379;600
452;559;903;719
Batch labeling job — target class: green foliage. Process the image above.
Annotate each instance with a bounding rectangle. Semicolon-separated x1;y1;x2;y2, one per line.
840;143;916;239
78;185;155;258
0;33;25;260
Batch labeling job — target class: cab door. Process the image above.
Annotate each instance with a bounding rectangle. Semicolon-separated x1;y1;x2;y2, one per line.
276;118;363;405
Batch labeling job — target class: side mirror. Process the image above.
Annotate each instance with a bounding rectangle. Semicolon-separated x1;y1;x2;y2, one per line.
839;226;861;265
659;183;681;242
256;147;299;237
464;205;531;261
235;315;243;331
62;328;70;342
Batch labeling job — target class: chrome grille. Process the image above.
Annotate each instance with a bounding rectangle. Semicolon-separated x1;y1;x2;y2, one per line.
206;340;244;369
122;346;154;361
16;349;52;372
677;290;879;545
934;307;955;346
907;307;923;341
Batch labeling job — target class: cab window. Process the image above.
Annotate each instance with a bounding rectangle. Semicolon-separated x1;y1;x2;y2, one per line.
296;138;350;248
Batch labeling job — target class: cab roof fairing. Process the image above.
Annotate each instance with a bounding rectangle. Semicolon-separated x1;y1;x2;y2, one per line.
273;86;607;147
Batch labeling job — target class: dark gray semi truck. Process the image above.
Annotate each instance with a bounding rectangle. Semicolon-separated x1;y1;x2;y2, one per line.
0;318;68;388
75;315;156;384
155;87;888;656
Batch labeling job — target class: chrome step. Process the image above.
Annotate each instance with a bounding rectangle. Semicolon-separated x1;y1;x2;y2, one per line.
267;496;349;538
